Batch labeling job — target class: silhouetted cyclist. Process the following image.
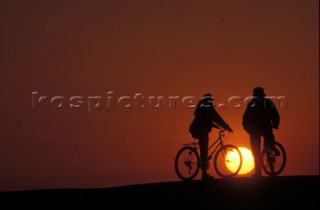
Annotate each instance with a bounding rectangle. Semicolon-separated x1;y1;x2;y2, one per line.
189;93;233;181
242;87;280;178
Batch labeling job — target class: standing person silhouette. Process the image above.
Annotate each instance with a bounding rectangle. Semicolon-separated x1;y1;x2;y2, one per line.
242;87;280;178
189;93;233;181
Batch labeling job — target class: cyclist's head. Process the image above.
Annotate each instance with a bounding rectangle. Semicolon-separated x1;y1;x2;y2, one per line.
200;93;213;107
253;87;266;98
194;93;213;115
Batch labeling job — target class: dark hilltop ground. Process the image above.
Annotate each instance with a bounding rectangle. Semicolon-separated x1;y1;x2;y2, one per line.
0;175;318;209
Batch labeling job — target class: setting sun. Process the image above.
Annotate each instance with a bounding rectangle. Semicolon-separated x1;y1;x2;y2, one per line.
226;147;254;175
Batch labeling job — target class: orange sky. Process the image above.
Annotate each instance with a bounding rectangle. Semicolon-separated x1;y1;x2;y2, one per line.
0;0;319;191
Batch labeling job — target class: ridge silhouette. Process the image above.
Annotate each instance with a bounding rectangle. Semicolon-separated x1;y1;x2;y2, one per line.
0;176;318;209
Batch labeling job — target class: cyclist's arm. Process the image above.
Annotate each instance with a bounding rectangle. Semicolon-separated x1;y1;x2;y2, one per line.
271;102;280;129
211;108;233;132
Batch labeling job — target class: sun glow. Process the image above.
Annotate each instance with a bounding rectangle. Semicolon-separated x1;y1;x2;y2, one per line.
226;147;254;175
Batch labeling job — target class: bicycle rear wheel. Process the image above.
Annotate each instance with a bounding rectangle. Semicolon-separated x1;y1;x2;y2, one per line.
214;144;242;178
175;146;200;181
261;141;286;176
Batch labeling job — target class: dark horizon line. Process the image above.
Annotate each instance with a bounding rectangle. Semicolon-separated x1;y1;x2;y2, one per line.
0;174;318;193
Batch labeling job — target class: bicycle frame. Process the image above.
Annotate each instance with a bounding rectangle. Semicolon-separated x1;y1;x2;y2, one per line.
184;129;227;159
208;129;226;158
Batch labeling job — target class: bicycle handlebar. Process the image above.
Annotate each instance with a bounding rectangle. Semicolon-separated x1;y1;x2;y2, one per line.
212;123;232;133
212;123;220;129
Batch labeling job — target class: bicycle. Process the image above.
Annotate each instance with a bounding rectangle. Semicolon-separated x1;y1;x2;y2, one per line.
175;126;243;181
261;141;286;176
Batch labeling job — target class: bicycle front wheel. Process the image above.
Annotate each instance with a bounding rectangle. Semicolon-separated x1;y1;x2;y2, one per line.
175;146;200;181
261;142;286;176
214;144;242;178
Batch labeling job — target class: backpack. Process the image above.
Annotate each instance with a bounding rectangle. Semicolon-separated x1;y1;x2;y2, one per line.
189;119;200;139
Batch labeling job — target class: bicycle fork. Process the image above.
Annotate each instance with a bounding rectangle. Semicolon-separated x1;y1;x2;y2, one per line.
185;151;195;174
266;149;275;175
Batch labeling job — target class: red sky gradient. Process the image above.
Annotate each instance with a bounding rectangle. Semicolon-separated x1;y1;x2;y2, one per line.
0;0;318;191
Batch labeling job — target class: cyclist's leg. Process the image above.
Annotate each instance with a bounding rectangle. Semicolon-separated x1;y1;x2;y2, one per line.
199;133;209;175
250;132;262;177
